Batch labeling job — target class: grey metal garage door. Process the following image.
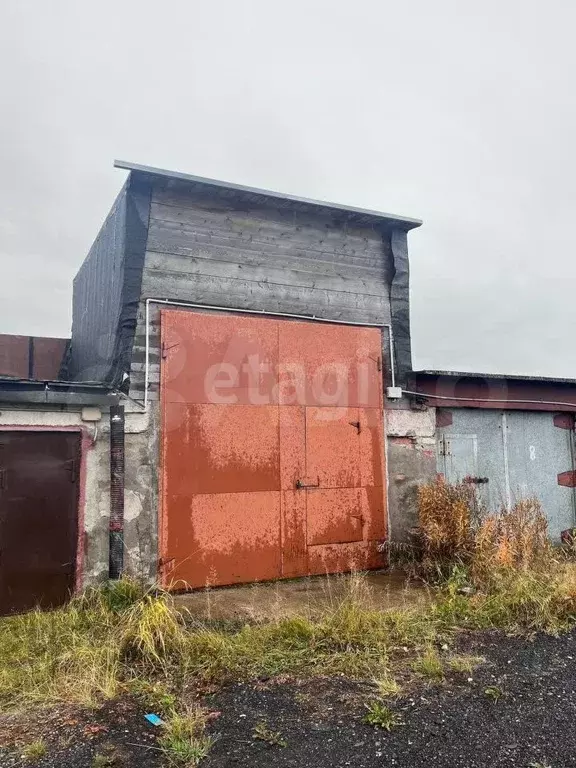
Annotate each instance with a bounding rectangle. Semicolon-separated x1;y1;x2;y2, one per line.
437;409;576;541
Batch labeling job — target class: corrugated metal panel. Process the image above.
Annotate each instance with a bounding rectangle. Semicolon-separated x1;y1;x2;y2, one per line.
0;335;29;378
32;338;68;380
68;177;151;384
0;335;68;380
160;310;387;589
437;408;576;540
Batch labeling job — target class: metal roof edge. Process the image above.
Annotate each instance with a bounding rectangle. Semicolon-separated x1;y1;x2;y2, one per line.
114;160;423;230
414;370;576;386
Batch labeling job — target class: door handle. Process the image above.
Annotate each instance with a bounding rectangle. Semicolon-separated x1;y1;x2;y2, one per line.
350;514;365;525
0;469;6;491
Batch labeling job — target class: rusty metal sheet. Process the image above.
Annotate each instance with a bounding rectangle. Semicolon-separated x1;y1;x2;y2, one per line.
0;335;29;378
278;321;382;407
0;335;67;380
163;402;280;495
305;407;362;488
281;491;307;577
160;309;387;589
163;491;282;588
306;488;364;545
361;487;386;540
359;408;385;488
32;338;68;380
307;541;382;576
161;309;279;405
279;406;306;490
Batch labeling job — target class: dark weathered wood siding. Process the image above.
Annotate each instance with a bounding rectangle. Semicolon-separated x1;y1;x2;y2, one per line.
129;179;398;401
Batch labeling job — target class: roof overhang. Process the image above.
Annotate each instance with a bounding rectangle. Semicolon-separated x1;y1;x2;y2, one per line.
0;378;118;407
114;159;422;232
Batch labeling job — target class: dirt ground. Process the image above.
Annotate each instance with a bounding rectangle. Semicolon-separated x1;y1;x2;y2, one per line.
3;627;576;767
172;570;429;621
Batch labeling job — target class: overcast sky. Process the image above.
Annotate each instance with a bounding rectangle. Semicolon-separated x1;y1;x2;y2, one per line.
1;1;574;377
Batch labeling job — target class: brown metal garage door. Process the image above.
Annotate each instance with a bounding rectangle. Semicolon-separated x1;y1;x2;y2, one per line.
0;431;80;614
160;310;387;589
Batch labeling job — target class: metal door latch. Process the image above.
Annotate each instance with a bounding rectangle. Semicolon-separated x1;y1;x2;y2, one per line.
296;476;320;490
349;421;361;434
464;476;489;484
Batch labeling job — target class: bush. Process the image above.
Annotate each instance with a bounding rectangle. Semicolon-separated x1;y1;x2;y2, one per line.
416;479;476;575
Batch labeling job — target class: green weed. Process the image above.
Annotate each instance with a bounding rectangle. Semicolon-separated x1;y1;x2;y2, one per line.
252;721;287;747
484;685;503;702
158;706;214;765
411;647;444;681
447;655;485;674
363;701;403;730
21;740;47;761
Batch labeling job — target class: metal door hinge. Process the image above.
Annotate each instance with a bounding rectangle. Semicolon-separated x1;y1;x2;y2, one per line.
438;437;451;457
368;355;382;372
161;341;179;359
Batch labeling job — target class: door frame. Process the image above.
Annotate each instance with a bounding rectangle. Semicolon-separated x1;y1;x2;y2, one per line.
0;425;89;594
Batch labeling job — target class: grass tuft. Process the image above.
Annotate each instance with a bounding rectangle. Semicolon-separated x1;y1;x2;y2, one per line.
252;721;287;747
374;676;402;698
447;655;485;674
411;647;444;681
363;701;403;730
21;739;47;761
158;706;214;765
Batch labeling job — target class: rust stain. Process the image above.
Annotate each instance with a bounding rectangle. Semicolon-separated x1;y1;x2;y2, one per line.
281;491;307;577
161;309;279;405
279;406;306;490
558;470;576;488
278;321;382;407
389;436;414;446
436;409;453;428
165;492;281;588
306;488;364;546
305;407;362;488
554;413;575;430
164;403;280;495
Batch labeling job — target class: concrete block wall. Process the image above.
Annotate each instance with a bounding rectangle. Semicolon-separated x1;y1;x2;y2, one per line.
386;404;437;542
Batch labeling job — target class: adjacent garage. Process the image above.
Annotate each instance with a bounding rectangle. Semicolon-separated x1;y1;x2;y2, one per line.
414;371;576;541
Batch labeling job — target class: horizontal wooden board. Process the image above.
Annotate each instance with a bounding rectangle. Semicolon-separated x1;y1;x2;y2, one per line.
151;183;390;238
148;202;389;255
141;271;391;320
146;219;392;276
144;250;387;298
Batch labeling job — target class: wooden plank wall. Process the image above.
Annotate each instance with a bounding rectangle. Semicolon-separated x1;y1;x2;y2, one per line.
130;180;395;401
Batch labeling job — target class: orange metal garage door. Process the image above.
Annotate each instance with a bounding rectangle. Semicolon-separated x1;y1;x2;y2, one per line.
159;309;386;589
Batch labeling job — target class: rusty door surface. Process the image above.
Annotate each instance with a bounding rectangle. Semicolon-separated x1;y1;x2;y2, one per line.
0;431;80;614
160;310;386;589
